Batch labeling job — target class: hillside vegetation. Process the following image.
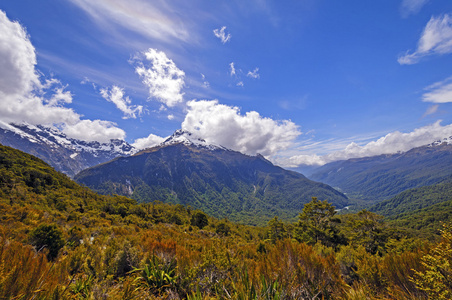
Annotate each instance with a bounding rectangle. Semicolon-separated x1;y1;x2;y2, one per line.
370;179;452;234
75;143;348;226
1;144;452;299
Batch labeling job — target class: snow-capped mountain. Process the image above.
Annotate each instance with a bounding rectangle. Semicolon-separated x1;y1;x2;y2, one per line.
0;122;137;177
159;129;226;151
429;136;452;147
75;130;348;225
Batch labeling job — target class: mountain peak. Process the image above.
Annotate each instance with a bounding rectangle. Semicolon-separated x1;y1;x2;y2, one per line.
429;136;452;147
160;129;225;150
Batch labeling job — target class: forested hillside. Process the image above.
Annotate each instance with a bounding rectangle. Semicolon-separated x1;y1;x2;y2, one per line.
370;179;452;234
309;143;452;200
1;144;452;299
75;141;348;225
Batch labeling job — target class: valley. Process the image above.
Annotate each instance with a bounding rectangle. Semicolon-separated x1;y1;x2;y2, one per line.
1;126;452;299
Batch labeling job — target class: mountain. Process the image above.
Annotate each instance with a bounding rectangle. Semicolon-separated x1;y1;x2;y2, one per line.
309;138;452;201
0;122;137;177
75;130;348;225
368;179;452;234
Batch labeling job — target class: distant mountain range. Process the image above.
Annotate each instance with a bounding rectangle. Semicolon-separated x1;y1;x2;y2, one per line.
309;138;452;201
0;123;137;177
75;130;349;225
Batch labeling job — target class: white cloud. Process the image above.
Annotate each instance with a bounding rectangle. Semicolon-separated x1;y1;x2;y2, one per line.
398;14;452;64
100;85;143;119
213;26;231;44
400;0;429;18
135;48;185;107
47;86;73;106
0;12;40;95
284;121;452;167
247;68;260;79
62;120;125;143
236;81;244;87
229;62;236;76
68;0;191;43
132;133;165;150
423;76;452;103
0;10;125;143
168;114;175;120
181;100;301;157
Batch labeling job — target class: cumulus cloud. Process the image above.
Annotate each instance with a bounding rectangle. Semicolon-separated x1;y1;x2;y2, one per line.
284;121;452;167
0;10;125;143
400;0;429;18
247;68;260;79
100;85;143;119
398;14;452;64
423;76;452;103
135;48;185;107
62;120;125;142
133;133;165;150
181;100;301;157
213;26;231;44
47;86;73;106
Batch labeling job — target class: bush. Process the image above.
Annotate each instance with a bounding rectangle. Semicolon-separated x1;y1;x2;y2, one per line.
190;211;208;229
29;224;65;260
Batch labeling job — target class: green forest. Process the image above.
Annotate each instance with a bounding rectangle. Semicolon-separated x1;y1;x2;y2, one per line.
1;144;452;299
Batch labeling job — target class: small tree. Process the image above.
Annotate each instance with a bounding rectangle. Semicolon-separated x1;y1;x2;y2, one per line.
216;222;231;236
29;224;65;260
190;211;208;229
267;216;286;243
294;197;345;248
345;209;387;254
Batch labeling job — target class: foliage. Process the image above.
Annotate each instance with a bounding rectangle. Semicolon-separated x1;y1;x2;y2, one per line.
294;197;346;248
370;180;452;234
411;223;452;299
29;223;65;260
341;210;387;254
132;255;178;295
190;211;209;229
75;143;348;226
0;143;450;299
267;216;287;243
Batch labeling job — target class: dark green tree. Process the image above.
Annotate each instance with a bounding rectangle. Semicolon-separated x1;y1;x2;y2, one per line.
190;211;209;229
344;209;387;254
267;216;287;243
294;197;345;248
216;222;231;236
29;223;65;260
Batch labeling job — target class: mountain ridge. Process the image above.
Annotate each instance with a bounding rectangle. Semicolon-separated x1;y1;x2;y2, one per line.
0;122;137;177
309;141;452;201
75;137;349;225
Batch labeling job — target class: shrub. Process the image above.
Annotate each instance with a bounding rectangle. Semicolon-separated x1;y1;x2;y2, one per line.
29;223;65;260
190;211;208;229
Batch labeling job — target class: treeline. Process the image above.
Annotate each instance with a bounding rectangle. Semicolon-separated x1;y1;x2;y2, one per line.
0;144;452;299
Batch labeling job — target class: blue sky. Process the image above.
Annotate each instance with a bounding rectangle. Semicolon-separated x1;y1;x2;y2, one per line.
1;0;452;167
